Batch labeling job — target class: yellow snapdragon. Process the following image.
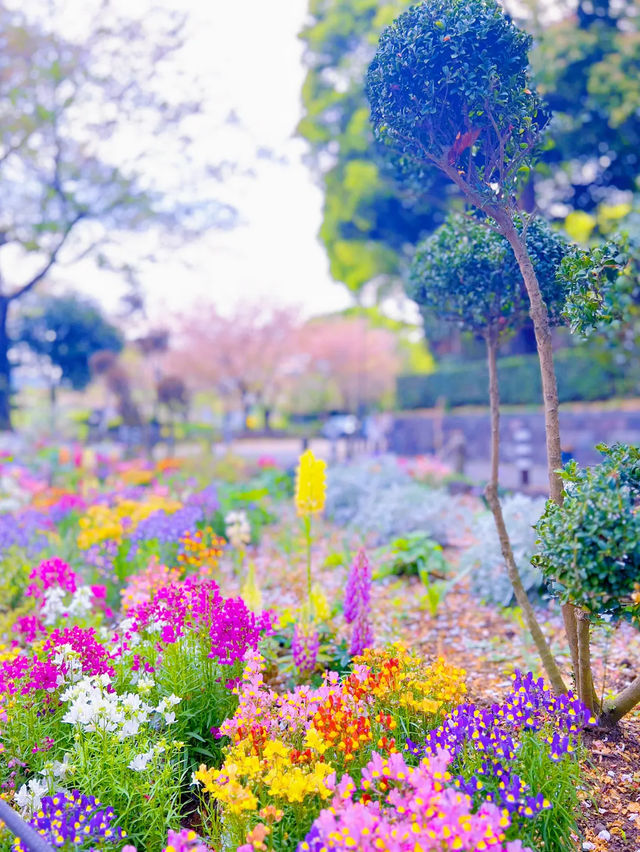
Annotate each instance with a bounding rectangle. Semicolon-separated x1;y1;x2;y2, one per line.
294;450;326;516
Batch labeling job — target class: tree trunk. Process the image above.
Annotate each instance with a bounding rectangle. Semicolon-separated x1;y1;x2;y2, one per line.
601;674;640;727
575;608;597;712
49;382;58;433
0;298;12;431
494;212;583;693
484;330;567;694
264;408;272;432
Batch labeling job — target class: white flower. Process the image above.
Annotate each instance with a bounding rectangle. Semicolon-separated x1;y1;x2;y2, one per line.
163;712;176;726
66;586;94;618
41;587;68;626
14;778;49;814
51;753;74;779
136;676;155;695
128;752;151;772
128;744;165;772
225;509;251;548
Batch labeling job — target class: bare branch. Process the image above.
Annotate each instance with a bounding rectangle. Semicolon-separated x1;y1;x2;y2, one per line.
8;212;86;302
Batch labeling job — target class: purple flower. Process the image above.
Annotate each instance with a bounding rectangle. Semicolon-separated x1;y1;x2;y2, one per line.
344;548;374;656
25;790;125;848
344;549;371;623
292;623;319;675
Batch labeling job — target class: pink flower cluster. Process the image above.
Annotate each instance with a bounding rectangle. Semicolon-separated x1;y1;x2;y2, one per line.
301;750;532;852
128;577;275;664
25;558;79;599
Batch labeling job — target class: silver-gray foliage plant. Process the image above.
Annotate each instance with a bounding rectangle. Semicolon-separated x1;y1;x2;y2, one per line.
463;494;547;607
325;456;468;545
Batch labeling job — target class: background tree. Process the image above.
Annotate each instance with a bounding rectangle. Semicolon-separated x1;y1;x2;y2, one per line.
291;316;401;414
410;214;569;692
0;0;234;430
16;293;123;406
528;0;640;219
168;304;300;430
88;350;142;429
299;0;452;302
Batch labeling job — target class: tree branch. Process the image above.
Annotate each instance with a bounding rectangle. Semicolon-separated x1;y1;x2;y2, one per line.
8;213;85;303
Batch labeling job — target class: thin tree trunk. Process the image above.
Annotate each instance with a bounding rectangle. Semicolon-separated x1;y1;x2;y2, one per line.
494;212;583;694
0;297;12;431
484;330;567;694
601;674;640;727
575;608;598;712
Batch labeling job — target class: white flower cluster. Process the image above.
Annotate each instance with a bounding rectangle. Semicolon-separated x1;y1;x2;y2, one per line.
60;675;181;741
14;777;49;814
41;584;95;626
225;509;251;549
0;472;31;512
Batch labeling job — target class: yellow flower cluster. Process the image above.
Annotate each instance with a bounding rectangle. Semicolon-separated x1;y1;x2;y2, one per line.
353;645;467;716
195;739;334;815
77;495;183;549
294;450;326;516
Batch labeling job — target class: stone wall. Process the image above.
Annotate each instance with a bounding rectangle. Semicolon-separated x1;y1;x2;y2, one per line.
389;408;640;465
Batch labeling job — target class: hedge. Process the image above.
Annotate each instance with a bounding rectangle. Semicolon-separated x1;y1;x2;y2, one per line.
397;349;640;409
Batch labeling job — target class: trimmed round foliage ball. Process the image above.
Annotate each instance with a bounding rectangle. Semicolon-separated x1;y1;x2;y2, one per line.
366;0;547;193
408;214;570;336
533;444;640;618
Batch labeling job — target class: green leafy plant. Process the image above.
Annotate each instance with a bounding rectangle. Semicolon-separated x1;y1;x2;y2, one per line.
533;443;640;722
533;444;640;618
376;532;448;585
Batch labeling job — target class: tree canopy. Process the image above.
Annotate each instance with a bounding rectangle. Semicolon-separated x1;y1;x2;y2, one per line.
409;215;570;339
17;293;123;390
299;0;451;299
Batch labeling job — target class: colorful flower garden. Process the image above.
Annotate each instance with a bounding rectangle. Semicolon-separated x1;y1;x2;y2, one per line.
0;446;637;852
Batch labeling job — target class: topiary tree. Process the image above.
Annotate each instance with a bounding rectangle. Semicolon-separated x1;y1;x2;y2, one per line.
533;444;640;722
410;213;569;692
367;0;584;684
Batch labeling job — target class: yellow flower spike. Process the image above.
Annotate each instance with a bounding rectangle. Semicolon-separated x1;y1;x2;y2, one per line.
294;450;326;516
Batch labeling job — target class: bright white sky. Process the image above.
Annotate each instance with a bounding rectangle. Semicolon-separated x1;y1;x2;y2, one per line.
73;0;352;321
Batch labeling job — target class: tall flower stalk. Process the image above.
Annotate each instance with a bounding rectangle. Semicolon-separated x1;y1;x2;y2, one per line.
294;449;326;615
344;549;374;657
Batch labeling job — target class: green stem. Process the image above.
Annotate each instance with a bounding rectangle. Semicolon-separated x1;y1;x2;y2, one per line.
304;514;313;619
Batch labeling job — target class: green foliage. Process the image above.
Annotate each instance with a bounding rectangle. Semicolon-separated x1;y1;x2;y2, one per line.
367;0;546;201
409;215;569;339
532;2;640;216
299;0;447;298
561;240;629;335
532;443;640;618
17;293;123;390
397;346;640;409
375;531;448;584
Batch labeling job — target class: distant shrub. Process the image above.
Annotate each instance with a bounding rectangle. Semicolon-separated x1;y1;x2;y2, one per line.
325;457;469;545
397;349;640;409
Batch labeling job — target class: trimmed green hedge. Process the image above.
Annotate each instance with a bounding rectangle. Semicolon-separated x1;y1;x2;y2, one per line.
397;349;640;409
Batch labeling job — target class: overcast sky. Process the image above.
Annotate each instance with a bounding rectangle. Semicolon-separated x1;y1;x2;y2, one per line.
68;0;352;321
